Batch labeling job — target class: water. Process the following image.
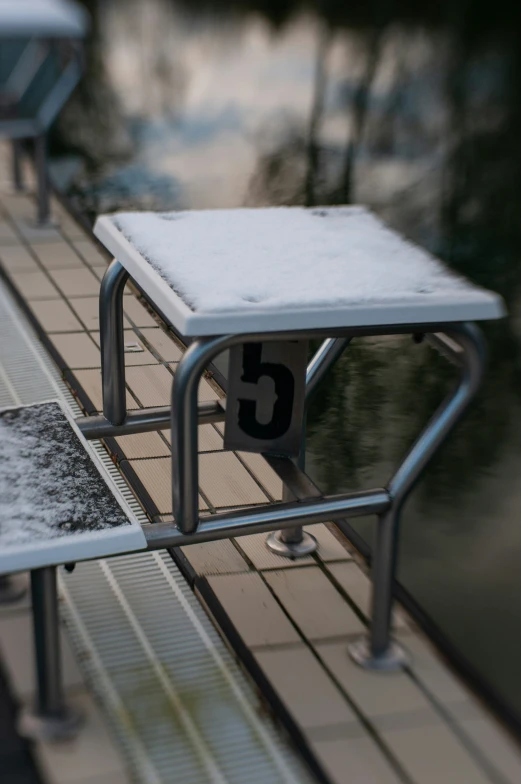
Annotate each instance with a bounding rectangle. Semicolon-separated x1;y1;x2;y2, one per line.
51;0;521;722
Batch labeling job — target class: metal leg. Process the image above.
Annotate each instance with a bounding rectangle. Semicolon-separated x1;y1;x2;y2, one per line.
171;334;231;533
34;134;50;226
349;323;486;670
12;140;24;192
267;337;351;558
20;568;81;740
100;260;129;425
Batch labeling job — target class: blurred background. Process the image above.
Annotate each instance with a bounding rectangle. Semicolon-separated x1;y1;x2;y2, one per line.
47;0;521;728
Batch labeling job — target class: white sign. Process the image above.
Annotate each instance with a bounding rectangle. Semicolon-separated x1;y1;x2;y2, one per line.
224;341;308;457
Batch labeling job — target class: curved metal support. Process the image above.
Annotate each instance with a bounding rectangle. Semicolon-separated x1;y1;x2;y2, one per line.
349;322;486;670
305;337;351;404
267;336;352;557
100;260;129;425
171;335;233;533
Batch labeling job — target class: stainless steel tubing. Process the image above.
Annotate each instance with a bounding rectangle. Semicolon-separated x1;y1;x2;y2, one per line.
305;337;351;403
77;400;225;440
30;568;65;718
12;139;23;191
100;260;129;426
272;336;351;553
144;487;390;549
352;322;487;670
34;134;50;225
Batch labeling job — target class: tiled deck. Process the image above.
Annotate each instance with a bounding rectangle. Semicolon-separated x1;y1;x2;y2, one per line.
1;141;521;783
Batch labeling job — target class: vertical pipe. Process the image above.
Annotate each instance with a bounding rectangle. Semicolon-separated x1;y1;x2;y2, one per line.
171;335;231;533
350;323;487;670
100;260;129;425
31;568;65;718
34;134;49;225
267;337;351;556
12;140;24;192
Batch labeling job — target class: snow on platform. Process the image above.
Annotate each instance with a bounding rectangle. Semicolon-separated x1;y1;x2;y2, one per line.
95;206;505;336
0;401;145;573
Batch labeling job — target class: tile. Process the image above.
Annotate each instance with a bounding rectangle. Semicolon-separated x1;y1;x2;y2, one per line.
396;630;471;705
90;265;109;281
52;333;101;368
129;457;207;514
237;452;283;500
164;423;223;452
181;539;250;575
73;369;139;412
459;716;521;784
58;215;88;241
383;722;491;784
123;297;158;327
237;532;315;570
311;735;401;784
138;327;183;362
71;297;131;331
0;220;18;244
316;641;430;720
36;691;127;784
308;524;355;562
199;451;269;507
328;562;407;628
206;572;300;647
33;242;84;269
30;299;83;332
49;268;100;297
125;364;173;407
19;220;62;243
0;612;83;698
72;239;109;267
0;245;39;271
1;194;35;220
91;331;158;366
265;567;365;640
10;270;58;299
115;431;170;459
255;645;358;729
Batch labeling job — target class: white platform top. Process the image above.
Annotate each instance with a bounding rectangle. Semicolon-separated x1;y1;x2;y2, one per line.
0;0;88;38
94;206;505;337
0;401;146;574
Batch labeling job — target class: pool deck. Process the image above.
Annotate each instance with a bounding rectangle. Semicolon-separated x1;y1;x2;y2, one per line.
0;140;521;784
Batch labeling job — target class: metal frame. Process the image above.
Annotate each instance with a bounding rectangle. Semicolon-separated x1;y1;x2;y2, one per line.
76;259;486;670
0;39;84;224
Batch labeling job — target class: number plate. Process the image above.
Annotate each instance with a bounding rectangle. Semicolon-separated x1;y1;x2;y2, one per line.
223;340;308;457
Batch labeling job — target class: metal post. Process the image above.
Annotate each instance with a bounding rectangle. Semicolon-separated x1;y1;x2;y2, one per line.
34;134;50;226
349;323;486;670
171;334;232;533
100;260;129;425
267;337;351;558
20;568;81;740
12;140;24;192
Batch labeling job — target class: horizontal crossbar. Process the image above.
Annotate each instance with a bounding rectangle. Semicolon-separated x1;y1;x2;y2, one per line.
76;400;225;439
142;487;390;549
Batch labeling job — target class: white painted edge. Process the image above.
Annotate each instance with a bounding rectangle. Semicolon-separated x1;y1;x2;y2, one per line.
0;399;147;575
94;216;506;337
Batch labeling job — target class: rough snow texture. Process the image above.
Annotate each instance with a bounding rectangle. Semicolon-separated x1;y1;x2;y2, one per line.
0;402;130;546
0;0;87;37
112;206;493;315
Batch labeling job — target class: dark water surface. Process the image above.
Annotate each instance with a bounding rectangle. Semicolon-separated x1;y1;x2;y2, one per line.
51;0;521;723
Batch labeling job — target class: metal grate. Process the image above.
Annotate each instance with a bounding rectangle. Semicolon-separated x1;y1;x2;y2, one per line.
0;276;315;784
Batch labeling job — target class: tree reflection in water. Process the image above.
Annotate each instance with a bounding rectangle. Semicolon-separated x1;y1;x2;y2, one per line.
52;0;521;724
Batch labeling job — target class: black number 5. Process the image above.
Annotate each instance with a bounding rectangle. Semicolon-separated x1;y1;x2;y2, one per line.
238;343;294;440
